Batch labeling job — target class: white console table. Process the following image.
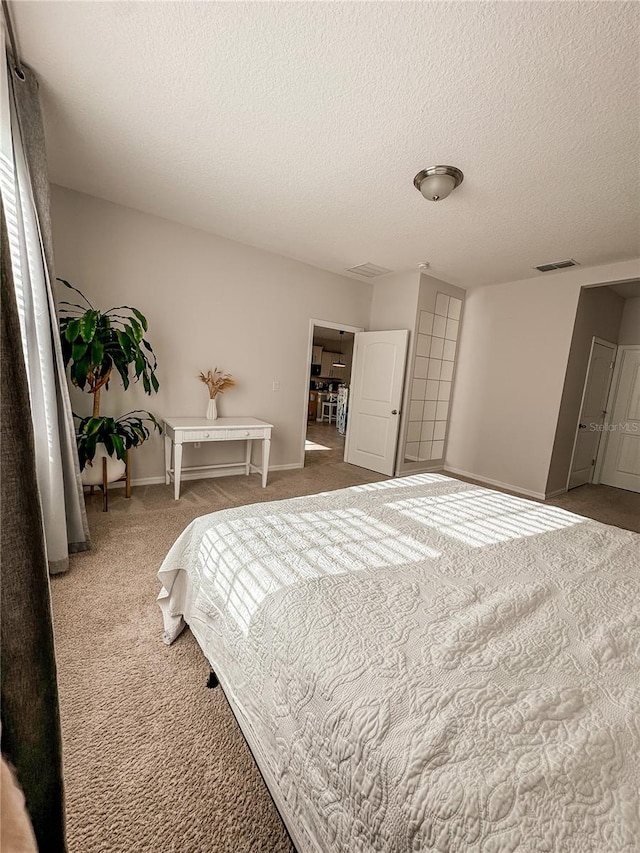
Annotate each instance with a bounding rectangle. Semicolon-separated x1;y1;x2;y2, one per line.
163;416;273;500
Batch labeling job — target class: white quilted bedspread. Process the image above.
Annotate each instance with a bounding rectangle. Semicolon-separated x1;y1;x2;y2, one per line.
158;474;640;852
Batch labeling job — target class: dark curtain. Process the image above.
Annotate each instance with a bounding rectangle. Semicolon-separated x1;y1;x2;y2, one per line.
1;200;66;849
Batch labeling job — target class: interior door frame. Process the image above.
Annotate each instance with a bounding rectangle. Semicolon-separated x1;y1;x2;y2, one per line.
299;318;364;467
592;344;640;485
566;336;616;491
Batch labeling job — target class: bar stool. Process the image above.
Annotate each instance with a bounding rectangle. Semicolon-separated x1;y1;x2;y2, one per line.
321;397;338;424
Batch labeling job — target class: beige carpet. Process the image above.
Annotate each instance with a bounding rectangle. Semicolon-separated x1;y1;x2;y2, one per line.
52;440;381;853
52;442;640;853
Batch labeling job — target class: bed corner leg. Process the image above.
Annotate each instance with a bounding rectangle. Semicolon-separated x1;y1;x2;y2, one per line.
206;670;219;689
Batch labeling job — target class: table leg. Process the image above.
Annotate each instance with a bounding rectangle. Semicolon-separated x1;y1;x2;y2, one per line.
174;442;183;500
164;435;172;485
102;456;108;512
262;438;271;488
245;438;252;475
125;449;131;498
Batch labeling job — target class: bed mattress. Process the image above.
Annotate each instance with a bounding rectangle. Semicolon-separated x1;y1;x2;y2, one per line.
158;473;640;852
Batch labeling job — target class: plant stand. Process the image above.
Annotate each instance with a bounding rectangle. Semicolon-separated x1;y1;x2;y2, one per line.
88;450;131;512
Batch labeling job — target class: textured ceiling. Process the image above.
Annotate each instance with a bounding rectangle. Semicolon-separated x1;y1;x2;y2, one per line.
11;1;640;287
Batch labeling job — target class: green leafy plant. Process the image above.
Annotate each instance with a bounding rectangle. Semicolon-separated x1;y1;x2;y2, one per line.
74;412;162;471
58;279;161;469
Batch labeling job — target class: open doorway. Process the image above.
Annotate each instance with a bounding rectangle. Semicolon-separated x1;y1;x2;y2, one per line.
547;278;640;497
301;320;361;468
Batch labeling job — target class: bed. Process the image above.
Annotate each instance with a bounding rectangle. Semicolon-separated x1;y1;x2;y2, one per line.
158;473;640;852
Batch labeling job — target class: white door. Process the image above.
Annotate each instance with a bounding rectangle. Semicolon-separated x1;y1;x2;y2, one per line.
599;346;640;493
345;330;408;475
568;339;616;489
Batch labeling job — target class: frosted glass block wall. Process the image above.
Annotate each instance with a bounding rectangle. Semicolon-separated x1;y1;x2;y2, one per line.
404;291;462;464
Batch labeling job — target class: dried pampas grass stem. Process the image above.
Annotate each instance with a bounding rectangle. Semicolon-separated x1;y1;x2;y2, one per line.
198;368;236;399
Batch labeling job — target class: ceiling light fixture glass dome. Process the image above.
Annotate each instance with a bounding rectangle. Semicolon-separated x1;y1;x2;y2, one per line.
414;165;464;202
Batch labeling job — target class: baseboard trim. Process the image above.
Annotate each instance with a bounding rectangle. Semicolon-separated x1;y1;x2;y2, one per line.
443;466;546;500
397;462;445;475
544;487;568;499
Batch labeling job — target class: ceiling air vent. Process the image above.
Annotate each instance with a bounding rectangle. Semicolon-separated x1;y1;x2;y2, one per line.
345;262;393;278
535;259;579;272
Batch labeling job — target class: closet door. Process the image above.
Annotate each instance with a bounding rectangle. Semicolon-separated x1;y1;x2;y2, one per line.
599;346;640;493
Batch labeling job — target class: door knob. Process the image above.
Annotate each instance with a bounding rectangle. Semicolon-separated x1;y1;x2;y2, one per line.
578;423;587;429
391;410;398;415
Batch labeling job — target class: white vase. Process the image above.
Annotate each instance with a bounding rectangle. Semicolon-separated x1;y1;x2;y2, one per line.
206;397;218;420
81;442;127;486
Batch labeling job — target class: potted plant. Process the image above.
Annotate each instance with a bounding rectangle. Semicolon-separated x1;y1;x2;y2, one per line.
198;367;236;420
57;279;161;485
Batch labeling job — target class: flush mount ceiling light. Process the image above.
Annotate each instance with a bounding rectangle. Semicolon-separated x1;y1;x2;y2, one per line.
413;165;464;202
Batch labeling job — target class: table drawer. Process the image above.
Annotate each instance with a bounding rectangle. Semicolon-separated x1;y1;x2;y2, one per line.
182;428;268;442
220;428;268;440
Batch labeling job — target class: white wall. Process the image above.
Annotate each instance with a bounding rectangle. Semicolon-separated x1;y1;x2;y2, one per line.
369;270;420;333
619;296;640;345
369;270;421;474
50;186;372;482
446;261;640;497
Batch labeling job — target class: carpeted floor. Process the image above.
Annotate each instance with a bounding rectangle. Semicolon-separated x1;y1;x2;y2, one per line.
51;441;381;853
545;482;640;533
51;444;640;853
